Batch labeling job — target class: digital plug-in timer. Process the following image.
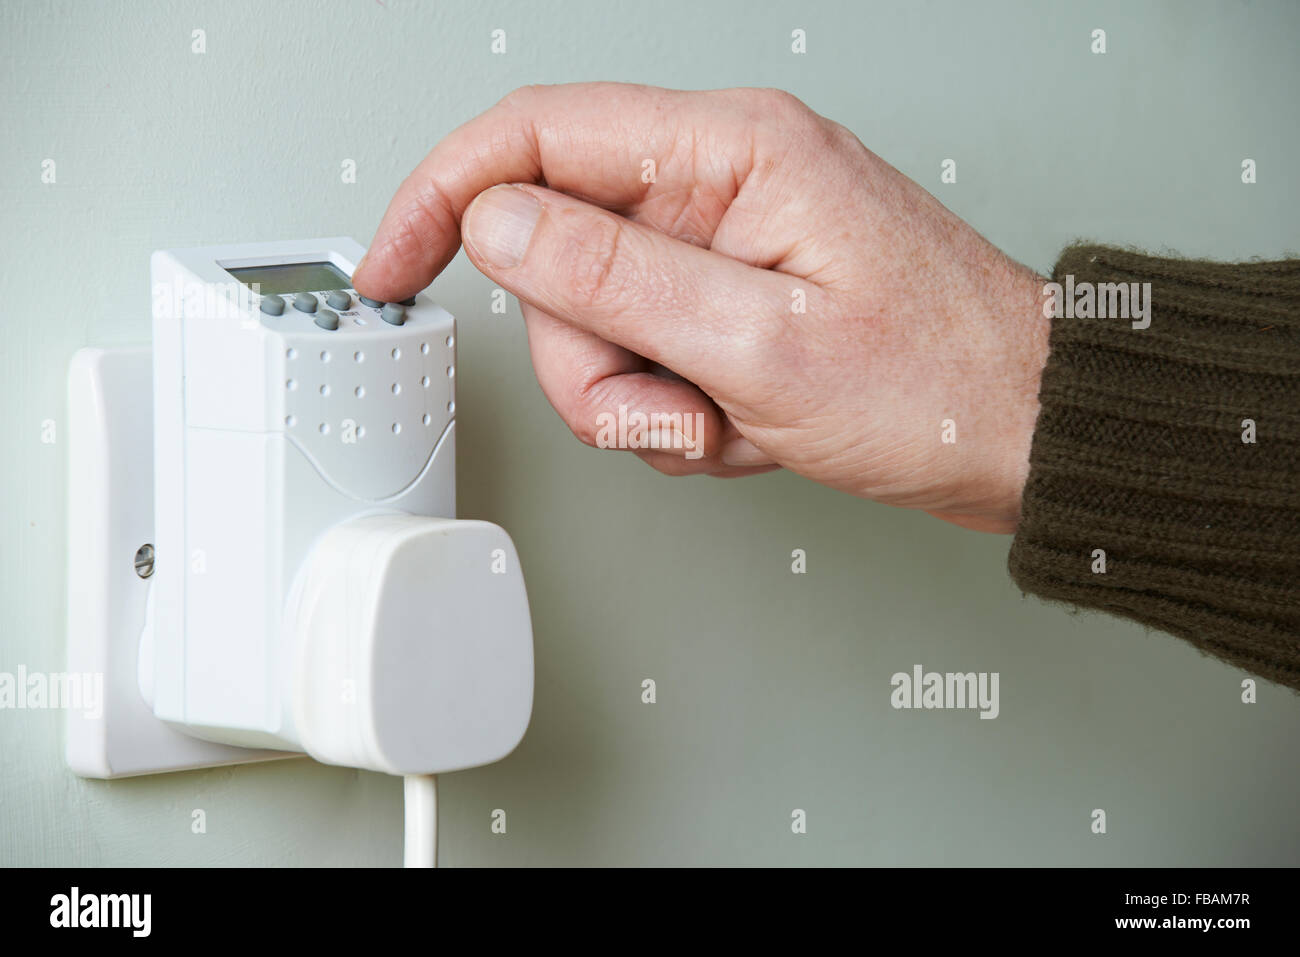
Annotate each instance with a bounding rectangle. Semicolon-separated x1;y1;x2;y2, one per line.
67;237;533;786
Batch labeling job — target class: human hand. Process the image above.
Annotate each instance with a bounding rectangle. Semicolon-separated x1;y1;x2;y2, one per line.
353;83;1049;533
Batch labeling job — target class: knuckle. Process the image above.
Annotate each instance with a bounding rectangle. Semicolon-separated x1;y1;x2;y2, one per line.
717;294;813;406
386;190;448;265
497;84;545;112
821;118;865;153
765;87;810;113
749;87;813;122
566;377;615;448
555;212;630;312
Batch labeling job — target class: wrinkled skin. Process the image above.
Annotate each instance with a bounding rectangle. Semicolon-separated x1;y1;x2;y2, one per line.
355;83;1050;534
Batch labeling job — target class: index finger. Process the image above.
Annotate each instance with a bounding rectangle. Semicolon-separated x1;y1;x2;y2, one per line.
352;82;755;301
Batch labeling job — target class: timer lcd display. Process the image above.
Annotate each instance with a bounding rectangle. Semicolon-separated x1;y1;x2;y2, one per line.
226;261;352;296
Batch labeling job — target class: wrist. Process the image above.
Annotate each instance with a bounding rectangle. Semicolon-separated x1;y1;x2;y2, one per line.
930;260;1050;534
997;264;1052;529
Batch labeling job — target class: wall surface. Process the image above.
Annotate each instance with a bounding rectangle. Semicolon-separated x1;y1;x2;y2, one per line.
2;0;1297;866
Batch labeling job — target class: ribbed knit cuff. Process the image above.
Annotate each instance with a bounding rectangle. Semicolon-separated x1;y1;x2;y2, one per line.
1008;244;1300;690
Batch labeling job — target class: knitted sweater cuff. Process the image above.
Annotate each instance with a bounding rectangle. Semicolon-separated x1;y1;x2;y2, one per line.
1007;244;1300;690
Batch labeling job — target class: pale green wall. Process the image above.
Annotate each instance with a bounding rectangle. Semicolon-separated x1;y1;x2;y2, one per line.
3;0;1297;866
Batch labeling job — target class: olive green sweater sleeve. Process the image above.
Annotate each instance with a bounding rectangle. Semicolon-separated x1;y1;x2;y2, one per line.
1007;244;1300;691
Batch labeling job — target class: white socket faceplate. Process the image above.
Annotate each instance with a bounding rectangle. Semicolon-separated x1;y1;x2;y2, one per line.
65;346;292;777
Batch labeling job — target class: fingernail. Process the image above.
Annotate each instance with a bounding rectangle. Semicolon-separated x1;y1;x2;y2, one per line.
464;185;541;268
721;437;776;467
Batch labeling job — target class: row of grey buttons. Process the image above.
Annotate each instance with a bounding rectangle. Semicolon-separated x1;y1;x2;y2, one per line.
260;291;413;331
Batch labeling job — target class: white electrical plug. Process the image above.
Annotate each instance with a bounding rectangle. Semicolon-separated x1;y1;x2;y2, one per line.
290;514;533;775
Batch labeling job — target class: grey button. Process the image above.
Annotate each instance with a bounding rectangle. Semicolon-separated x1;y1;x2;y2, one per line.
259;294;285;317
380;303;406;326
359;295;383;308
326;290;351;311
400;296;416;307
293;293;318;314
314;309;339;331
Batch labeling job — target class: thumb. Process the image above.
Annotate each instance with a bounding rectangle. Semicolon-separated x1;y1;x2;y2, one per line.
460;183;793;396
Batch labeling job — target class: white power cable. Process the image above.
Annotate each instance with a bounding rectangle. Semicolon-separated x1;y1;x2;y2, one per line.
403;774;438;867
